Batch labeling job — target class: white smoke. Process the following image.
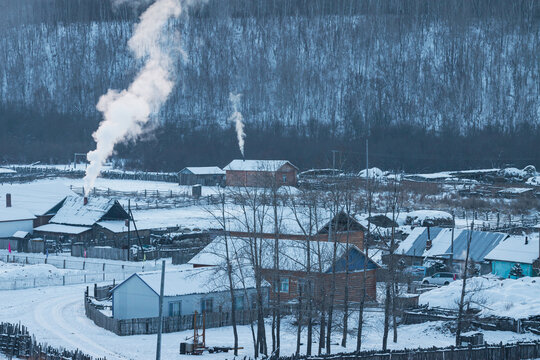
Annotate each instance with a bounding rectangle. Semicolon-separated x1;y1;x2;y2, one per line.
228;92;246;157
83;0;184;195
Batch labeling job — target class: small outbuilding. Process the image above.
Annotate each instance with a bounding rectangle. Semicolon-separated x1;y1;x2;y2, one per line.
0;194;35;239
178;167;225;186
111;267;267;320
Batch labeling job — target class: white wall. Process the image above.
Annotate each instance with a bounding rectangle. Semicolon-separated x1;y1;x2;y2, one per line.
113;275;159;320
0;219;33;238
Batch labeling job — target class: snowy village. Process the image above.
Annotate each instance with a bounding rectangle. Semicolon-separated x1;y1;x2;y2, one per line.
2;1;540;360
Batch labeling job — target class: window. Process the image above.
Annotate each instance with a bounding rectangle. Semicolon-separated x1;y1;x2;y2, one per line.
297;279;311;295
234;295;244;310
274;278;289;293
282;174;287;183
201;298;213;313
169;301;181;317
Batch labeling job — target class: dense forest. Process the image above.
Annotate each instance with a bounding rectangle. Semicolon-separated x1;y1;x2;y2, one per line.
0;0;539;172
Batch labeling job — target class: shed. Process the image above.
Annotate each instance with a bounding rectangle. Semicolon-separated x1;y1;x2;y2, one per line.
0;206;35;239
178;167;225;186
112;267;266;320
485;235;540;278
224;159;299;187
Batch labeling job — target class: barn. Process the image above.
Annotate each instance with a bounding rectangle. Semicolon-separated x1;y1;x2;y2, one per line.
224;159;299;187
177;166;225;186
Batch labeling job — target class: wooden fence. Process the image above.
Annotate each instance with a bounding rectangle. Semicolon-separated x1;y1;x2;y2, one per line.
279;341;540;360
0;322;105;360
72;245;129;261
84;292;260;336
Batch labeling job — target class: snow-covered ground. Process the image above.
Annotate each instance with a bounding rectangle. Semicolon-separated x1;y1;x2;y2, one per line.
0;282;539;360
420;276;540;319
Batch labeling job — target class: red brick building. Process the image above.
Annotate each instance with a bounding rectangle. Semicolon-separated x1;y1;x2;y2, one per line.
224;160;299;187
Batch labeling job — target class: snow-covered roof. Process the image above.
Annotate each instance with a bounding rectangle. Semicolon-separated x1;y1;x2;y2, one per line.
50;196;128;226
116;267;263;297
0;182;74;216
498;187;533;195
34;223;92;235
189;236;356;272
405;210;453;226
0;168;16;174
484;235;540;264
181;167;225;175
397;227;508;262
12;231;29;238
0;207;36;222
224;160;298;172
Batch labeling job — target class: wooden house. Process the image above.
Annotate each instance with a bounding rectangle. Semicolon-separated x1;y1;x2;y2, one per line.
189;236;379;303
178;167;225;186
485;234;539;278
224;160;298;187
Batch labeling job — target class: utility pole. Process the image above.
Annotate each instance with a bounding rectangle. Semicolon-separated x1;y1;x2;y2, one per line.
331;150;339;175
365;139;369;180
127;199;131;261
156;260;166;360
450;211;455;270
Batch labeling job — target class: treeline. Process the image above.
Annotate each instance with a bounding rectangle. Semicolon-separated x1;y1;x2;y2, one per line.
0;0;539;171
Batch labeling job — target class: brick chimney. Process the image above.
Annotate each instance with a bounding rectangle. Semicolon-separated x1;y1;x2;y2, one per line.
6;193;11;208
83;196;88;206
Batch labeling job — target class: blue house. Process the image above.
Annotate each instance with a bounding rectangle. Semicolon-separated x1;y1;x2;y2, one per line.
485;235;539;278
111;267;266;320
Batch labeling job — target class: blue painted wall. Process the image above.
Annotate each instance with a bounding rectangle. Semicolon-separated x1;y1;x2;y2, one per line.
491;261;533;278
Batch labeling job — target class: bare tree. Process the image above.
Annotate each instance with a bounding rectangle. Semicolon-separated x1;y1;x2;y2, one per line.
455;222;474;346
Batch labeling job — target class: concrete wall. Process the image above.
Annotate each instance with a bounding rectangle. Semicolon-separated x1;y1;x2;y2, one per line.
0;219;33;238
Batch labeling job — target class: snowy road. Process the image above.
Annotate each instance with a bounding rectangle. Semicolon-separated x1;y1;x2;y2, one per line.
1;283;540;360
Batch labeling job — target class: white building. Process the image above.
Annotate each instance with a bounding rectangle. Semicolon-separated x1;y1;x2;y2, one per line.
0;198;35;239
111;267;267;320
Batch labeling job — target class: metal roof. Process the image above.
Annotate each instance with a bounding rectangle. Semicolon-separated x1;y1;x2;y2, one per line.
397;227;507;262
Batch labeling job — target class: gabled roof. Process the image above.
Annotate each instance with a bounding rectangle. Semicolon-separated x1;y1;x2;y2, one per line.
50;196;128;226
318;211;367;234
113;267;263;297
34;223;92;235
397;227;507;262
0;207;36;222
0;182;74;216
485;235;540;264
224;160;298;172
189;236;376;273
180;167;225;175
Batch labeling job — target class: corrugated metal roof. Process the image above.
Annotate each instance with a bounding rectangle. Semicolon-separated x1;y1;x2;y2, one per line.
398;226;507;262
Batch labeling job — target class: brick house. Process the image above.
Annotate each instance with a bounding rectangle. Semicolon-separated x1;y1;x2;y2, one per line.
189;236;379;303
224;160;299;187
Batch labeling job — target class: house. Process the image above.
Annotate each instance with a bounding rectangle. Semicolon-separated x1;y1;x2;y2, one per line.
0;183;75;227
484;234;539;278
0;194;35;240
111;267;267;320
224;159;299;187
189;236;379;303
178;167;225;186
396;227;507;273
33;196;146;247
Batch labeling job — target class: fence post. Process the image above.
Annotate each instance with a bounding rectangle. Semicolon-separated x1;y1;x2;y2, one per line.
63;276;65;286
63;259;66;269
25;256;28;264
83;261;85;270
103;263;106;272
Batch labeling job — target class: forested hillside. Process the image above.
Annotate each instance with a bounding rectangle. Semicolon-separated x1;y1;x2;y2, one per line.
1;0;539;171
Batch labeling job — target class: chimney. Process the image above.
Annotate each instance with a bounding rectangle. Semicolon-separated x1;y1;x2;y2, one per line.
6;193;11;208
83;197;88;206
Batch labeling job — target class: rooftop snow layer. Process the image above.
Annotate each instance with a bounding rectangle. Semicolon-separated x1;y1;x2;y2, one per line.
12;231;29;238
190;236;354;272
50;196;127;226
34;223;91;235
224;159;297;171
181;166;225;175
484;235;540;264
0;168;16;174
0;181;74;215
126;267;262;297
0;207;36;222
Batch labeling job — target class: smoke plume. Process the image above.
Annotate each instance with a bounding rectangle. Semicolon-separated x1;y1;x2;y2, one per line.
83;0;183;195
228;92;246;157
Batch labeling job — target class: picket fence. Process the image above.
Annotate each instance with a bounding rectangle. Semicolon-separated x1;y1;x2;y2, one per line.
279;341;540;360
0;322;105;360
